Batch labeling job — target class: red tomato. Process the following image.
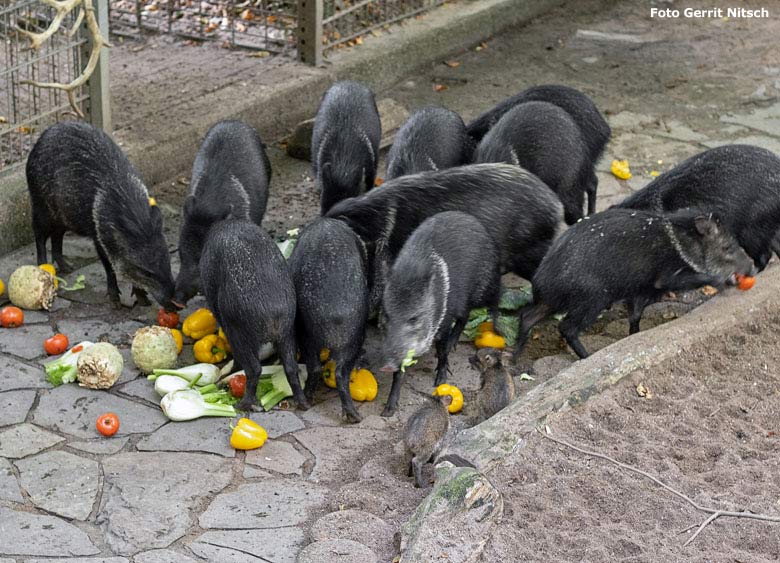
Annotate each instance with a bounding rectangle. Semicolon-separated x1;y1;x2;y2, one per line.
157;308;180;329
0;306;24;328
96;413;120;437
229;374;247;398
736;274;756;291
44;333;69;355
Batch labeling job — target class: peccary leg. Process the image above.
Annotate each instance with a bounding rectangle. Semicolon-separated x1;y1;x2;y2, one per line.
434;317;467;386
515;302;552;357
301;343;321;402
131;286;152;307
558;312;592;359
407;460;414;478
628;296;652;335
278;334;310;410
32;211;49;266
382;370;403;417
236;354;263;412
587;170;598;216
411;456;425;488
94;241;120;304
50;229;73;273
336;359;362;424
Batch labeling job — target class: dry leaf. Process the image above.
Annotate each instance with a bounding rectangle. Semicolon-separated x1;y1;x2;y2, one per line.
15;126;32;134
374;177;384;187
433;83;448;92
701;285;718;296
205;23;218;33
636;383;653;399
475;41;488;51
444;60;461;68
248;50;270;58
355;36;363;45
266;15;277;23
0;116;8;124
240;8;253;20
235;22;247;32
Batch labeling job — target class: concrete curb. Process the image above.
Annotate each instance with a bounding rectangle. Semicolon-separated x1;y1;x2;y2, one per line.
442;265;780;472
0;0;565;256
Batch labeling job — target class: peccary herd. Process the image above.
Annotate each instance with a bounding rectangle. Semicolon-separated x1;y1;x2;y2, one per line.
27;80;775;444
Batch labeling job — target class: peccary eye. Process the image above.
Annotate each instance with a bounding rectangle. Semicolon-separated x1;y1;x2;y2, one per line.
408;316;419;324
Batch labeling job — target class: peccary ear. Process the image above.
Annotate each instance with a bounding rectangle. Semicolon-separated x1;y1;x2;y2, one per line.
694;216;719;238
218;204;234;222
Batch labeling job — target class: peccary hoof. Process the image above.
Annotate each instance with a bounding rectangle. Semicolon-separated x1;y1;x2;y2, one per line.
236;397;260;412
380;405;396;418
343;409;362;424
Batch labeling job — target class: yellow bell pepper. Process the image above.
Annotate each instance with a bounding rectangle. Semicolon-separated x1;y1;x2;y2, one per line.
170;328;183;355
349;368;377;402
323;360;337;388
217;327;232;353
182;308;217;340
39;263;58;288
433;384;464;414
193;334;228;363
477;321;494;334
0;278;5;297
319;348;330;362
230;418;267;450
611;159;632;180
475;330;506;349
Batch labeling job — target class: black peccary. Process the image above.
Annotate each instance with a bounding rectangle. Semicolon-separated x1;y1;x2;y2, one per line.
515;208;757;360
467;84;610;214
174;120;271;305
288;218;369;423
199;220;307;411
617;144;780;272
403;393;452;488
470;347;516;420
380;211;502;416
385;107;473;180
326;163;564;313
26;121;177;309
312;80;381;214
474;101;591;224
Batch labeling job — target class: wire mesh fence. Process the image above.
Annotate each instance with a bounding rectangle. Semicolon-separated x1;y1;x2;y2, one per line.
108;0;298;52
322;0;446;50
0;0;90;173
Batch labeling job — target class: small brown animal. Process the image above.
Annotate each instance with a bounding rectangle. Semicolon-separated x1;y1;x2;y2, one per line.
402;394;452;488
471;347;516;420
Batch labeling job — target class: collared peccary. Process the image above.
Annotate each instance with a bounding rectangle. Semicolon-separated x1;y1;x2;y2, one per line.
474;101;591;224
326;164;564;314
312;81;381;214
617;145;780;271
288;218;369;423
26;121;177;309
467;84;610;214
200;220;307;411
403;394;452;488
385;106;473;180
174;120;271;305
515;208;757;360
380;211;502;416
470;347;516;420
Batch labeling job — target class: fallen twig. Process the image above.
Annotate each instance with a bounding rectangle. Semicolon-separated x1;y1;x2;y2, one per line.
537;428;780;546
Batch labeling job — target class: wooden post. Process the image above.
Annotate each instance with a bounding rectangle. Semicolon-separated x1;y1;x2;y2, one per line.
84;0;112;132
297;0;322;66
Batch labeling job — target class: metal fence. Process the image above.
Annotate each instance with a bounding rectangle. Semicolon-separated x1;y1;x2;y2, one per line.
0;0;109;174
106;0;447;62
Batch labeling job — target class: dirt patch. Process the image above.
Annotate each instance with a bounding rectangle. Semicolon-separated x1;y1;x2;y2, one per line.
482;307;780;562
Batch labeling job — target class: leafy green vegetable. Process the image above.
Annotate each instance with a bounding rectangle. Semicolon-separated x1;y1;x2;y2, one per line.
462;287;532;345
160;389;237;421
400;350;417;373
56;274;86;292
44;341;94;386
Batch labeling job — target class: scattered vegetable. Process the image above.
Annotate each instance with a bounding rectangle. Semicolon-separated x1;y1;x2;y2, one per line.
230;418;268;450
193;333;229;364
475;331;506;349
56;274;85;292
463;287;532;345
44;342;93;385
214;328;231;354
131;326;178;374
433;384;464;414
0;306;24;328
322;360;337;388
182;308;217;340
736;274;756;291
229;373;246;398
8;265;56;310
477;321;494;333
154;374;192;397
149;363;221;386
256;365;308;411
611;159;632;180
39;263;58;288
44;333;69;356
77;342;123;389
157;308;180;329
161;388;237;421
96;413;120;436
349;368;377;402
0;278;4;297
319;348;330;362
400;350;417;373
170;328;183;354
